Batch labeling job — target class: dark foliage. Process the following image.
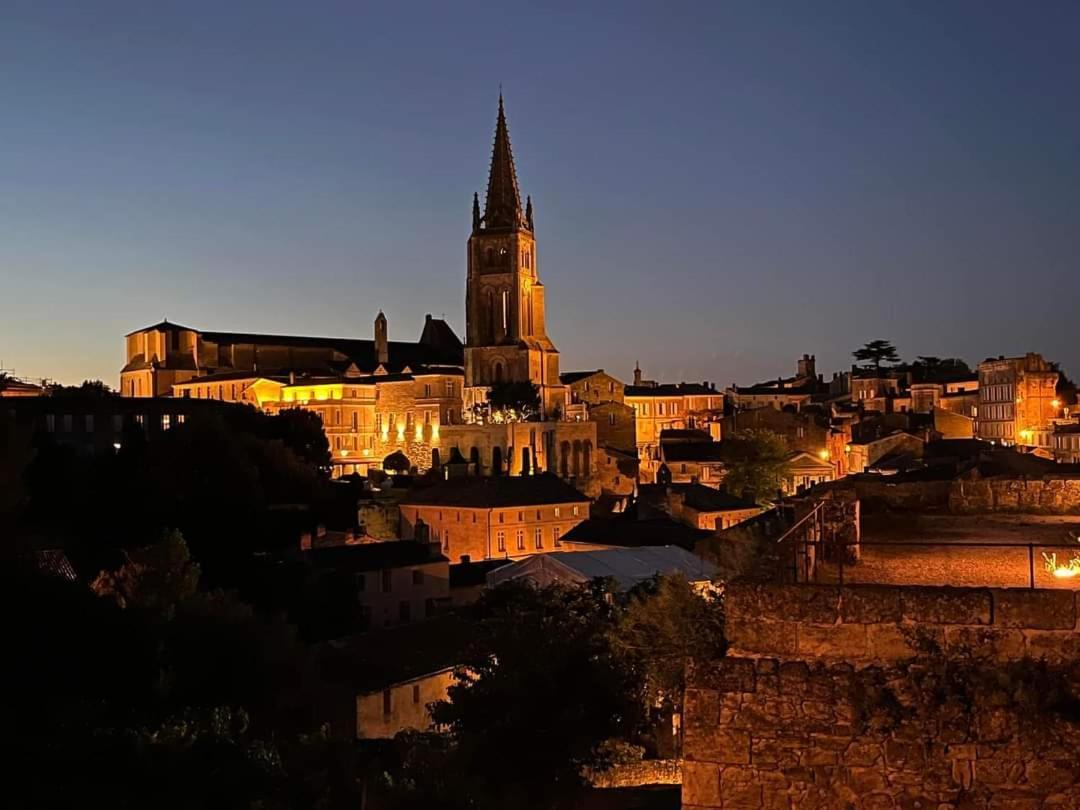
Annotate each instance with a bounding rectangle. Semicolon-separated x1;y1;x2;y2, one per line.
853;339;900;371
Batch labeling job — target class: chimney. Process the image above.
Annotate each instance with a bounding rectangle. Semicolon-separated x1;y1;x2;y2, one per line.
375;311;388;366
633;362;642;386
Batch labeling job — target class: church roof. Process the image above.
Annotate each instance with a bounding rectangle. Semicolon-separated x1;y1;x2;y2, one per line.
560;370;606;385
481;94;529;232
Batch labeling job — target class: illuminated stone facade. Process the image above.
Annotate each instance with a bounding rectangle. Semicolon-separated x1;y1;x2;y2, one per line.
977;353;1060;448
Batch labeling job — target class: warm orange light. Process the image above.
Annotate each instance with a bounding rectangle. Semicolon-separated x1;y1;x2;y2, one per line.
818;449;829;460
1052;399;1061;409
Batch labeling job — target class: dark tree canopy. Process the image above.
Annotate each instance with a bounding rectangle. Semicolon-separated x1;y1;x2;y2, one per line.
719;429;791;503
853;340;901;371
486;380;541;416
431;581;645;808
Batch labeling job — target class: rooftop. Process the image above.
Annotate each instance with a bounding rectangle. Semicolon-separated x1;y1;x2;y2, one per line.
402;473;589;508
661;442;726;462
487;546;716;590
625;382;718;398
321;615;475;693
298;541;446;573
560;515;713;550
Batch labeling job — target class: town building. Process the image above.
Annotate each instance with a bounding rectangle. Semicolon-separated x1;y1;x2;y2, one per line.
658;439;727;487
784;450;837;494
726;354;822;412
844;431;926;475
625;369;723;476
976;353;1060;447
638;483;763;531
1053;424;1080;464
399;474;590;563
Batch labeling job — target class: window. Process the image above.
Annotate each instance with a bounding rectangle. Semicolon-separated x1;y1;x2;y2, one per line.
161;414;170;431
424;383;431;398
85;415;95;432
443;532;450;553
554;527;561;547
497;531;506;552
516;530;524;550
62;414;73;432
45;414;55;433
608;413;616;426
536;510;541;521
383;690;392;716
534;528;543;549
381;570;392;593
518;511;524;522
412;684;421;704
499;512;504;523
554;507;561;518
657;403;664;416
412;569;424;586
445;380;454;396
572;505;580;517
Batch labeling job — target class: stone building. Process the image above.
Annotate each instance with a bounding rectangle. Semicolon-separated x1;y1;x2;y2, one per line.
121;95;598;483
976;353;1060;447
399;474;589;563
624;369;723;476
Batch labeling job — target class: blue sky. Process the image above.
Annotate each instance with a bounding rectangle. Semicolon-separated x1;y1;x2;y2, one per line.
2;0;1077;386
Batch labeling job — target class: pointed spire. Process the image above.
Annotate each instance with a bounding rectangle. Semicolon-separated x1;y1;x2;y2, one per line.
482;93;528;231
472;192;481;232
525;195;533;230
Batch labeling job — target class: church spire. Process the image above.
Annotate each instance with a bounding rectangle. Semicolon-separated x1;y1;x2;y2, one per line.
481;93;528;231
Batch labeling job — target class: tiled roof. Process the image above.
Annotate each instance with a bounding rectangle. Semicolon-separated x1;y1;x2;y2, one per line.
559;516;712;550
625;383;718;397
299;541;446;573
661;442;726;462
402;474;589;508
638;483;757;513
322;615;475;693
559;370;605;385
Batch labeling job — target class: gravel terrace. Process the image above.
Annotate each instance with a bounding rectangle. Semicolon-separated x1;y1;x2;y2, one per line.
813;513;1080;589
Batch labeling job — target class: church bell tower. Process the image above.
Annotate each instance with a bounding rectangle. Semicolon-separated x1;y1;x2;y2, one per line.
465;95;561;415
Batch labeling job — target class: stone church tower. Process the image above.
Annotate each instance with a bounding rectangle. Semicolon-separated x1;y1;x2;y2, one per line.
465;95;562;416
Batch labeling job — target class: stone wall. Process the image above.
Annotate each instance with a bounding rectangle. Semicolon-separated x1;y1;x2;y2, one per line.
586;759;681;788
838;476;1080;515
683;656;1080;809
950;476;1080;514
724;583;1080;665
683;583;1080;808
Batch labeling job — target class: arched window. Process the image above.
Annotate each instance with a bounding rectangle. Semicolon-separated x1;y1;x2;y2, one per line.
501;289;509;334
560;441;571;478
493;362;504;384
572;440;582;477
582;440;592;475
492;446;503;475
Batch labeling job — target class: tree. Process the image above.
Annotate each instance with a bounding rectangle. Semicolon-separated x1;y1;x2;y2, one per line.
719;429;791;503
612;574;725;756
431;581;644;808
47;379;116;397
853;340;900;371
383;450;411;473
486;381;541;421
91;530;201;619
909;356;972;383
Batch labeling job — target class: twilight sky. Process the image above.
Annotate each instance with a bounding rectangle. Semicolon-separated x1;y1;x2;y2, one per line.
2;0;1078;387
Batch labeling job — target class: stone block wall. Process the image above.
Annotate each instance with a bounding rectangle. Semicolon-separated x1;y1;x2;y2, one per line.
684;656;1080;809
683;583;1080;808
949;477;1080;514
724;583;1080;665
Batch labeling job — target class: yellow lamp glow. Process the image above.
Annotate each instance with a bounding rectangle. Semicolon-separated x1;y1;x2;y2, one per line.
1052;399;1061;409
818;449;829;460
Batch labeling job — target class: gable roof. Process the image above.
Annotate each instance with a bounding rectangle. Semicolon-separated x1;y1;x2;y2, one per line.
625;382;718;398
559;515;712;550
299;541;446;573
402;473;589;508
487;546;716;590
662;442;726;462
560;370;607;385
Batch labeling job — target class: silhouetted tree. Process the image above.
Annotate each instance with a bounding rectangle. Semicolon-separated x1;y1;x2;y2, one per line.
853;340;900;371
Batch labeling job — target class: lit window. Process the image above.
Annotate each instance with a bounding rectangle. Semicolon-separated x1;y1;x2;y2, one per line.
516;531;524;550
161;414;171;430
554;507;561;518
497;531;506;552
534;528;543;549
572;505;579;517
554;527;561;547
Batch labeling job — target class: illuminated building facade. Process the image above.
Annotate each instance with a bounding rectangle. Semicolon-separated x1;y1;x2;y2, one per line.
976;353;1060;448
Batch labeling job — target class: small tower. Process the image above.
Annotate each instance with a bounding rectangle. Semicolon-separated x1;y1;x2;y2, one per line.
375;311;388;366
634;362;643;386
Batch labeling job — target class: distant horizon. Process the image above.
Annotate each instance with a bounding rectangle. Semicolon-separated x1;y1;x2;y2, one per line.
3;2;1077;387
